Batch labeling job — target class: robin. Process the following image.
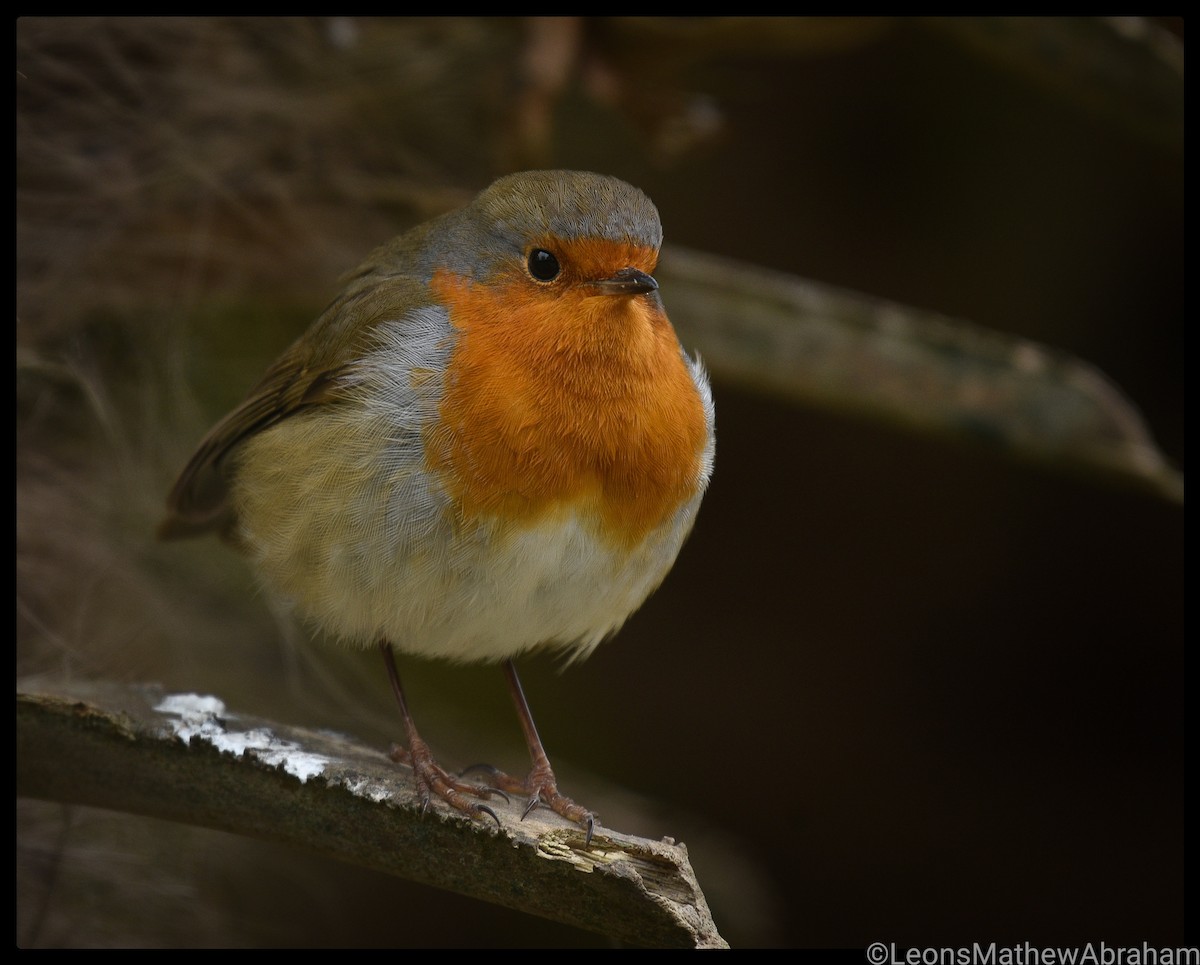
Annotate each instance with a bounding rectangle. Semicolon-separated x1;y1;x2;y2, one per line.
159;170;715;842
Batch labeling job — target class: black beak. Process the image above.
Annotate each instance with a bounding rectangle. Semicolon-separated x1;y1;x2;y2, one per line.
592;267;658;295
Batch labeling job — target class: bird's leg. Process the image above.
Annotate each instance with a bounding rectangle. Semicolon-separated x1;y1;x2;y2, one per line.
379;641;502;828
468;659;596;844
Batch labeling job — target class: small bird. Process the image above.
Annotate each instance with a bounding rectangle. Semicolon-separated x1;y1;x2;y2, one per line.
160;170;715;841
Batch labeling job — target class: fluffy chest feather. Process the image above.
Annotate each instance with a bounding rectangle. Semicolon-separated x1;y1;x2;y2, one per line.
231;300;713;659
425;267;711;550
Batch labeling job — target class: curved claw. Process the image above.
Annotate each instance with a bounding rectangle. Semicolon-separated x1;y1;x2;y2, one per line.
473;803;501;830
517;790;596;846
457;764;513;804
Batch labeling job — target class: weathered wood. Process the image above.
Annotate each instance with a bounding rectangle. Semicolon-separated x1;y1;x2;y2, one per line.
16;681;727;949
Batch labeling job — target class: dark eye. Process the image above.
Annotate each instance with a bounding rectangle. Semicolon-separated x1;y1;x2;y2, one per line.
527;248;560;281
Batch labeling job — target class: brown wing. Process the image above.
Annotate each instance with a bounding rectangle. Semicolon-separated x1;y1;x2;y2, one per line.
156;360;351;540
158;264;432;541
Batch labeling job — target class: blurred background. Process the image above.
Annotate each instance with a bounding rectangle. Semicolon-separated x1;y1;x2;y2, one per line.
17;17;1183;948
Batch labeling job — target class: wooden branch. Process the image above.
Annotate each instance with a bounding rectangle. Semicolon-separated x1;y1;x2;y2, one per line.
660;245;1182;504
16;681;727;949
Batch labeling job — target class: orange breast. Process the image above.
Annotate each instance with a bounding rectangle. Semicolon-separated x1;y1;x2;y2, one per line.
425;255;707;550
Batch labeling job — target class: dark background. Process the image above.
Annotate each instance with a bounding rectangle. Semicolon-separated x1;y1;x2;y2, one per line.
17;17;1183;948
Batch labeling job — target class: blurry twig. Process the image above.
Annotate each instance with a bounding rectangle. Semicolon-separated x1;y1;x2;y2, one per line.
661;245;1182;504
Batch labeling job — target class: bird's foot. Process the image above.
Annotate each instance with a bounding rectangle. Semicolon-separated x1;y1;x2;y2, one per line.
462;760;595;845
389;736;506;829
